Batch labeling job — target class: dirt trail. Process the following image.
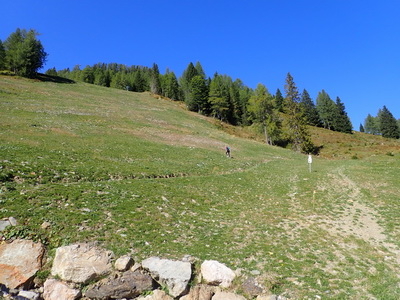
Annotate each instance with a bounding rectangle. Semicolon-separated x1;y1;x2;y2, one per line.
319;167;400;264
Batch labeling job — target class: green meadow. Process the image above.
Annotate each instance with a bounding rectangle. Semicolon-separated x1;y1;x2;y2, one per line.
1;75;400;299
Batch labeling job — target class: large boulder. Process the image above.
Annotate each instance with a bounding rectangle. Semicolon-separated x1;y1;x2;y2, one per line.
51;243;113;284
142;256;192;298
200;260;236;288
43;279;81;300
0;239;45;289
85;270;155;299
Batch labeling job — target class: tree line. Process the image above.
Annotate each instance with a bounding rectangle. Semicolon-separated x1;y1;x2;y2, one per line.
361;106;400;139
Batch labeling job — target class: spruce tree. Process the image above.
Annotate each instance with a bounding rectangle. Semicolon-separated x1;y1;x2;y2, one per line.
188;75;208;113
333;97;352;133
379;106;400;139
300;89;321;126
0;40;5;70
180;62;198;102
208;73;230;121
359;124;365;132
284;73;315;152
150;63;161;95
274;88;284;112
316;90;336;130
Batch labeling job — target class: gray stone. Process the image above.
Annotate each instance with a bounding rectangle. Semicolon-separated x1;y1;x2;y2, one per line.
242;277;264;297
115;255;133;271
142;256;192;298
0;220;11;231
200;260;236;288
8;217;17;226
18;290;40;300
85;270;154;299
211;291;246;300
43;279;81;300
51;243;113;284
0;239;45;289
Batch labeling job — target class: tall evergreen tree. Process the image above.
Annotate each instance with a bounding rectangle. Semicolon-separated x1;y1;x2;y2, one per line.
333;97;353;133
379;106;400;139
364;114;380;135
359;123;365;132
180;62;198;102
161;70;181;101
300;89;321;126
188;75;208;113
208;73;230;121
284;73;314;152
0;40;5;70
316;90;336;130
274;88;284;112
150;63;161;94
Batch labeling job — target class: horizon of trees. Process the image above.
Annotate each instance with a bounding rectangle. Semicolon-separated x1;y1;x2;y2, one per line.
2;27;398;144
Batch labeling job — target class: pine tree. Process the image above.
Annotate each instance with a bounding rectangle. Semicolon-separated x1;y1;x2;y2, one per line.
379;106;400;139
208;73;230;121
274;88;284;112
333;97;352;133
0;40;5;70
188;75;208;113
150;63;161;94
284;73;315;152
316;90;336;130
300;89;321;126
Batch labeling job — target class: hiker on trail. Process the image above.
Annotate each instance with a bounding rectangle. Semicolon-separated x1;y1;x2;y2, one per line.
225;146;231;158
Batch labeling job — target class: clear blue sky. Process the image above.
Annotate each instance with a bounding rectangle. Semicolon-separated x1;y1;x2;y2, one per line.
2;0;400;129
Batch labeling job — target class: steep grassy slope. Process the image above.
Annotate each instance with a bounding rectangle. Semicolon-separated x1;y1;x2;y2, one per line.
1;75;400;299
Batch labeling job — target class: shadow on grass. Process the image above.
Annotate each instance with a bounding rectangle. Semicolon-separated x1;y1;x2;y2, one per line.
35;73;75;84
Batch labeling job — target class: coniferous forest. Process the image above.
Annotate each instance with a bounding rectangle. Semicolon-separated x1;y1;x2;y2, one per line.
1;28;399;146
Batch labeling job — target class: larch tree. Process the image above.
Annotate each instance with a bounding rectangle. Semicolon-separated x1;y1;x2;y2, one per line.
284;73;314;152
364;114;380;135
247;83;280;145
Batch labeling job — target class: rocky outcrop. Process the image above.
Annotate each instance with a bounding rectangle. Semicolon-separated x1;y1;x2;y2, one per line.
51;243;113;284
0;240;286;300
0;239;45;289
142;256;192;298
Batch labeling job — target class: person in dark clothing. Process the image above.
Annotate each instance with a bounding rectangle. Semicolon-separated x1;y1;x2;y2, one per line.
225;146;231;158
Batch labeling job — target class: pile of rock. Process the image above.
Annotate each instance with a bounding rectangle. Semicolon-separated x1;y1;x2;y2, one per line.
0;239;284;300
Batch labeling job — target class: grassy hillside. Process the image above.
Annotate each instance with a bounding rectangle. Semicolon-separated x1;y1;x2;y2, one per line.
1;75;400;299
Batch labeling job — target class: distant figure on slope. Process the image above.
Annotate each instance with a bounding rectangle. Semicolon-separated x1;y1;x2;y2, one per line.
225;146;231;158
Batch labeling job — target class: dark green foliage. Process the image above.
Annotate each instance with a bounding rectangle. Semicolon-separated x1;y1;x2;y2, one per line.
359;123;365;132
364;114;380;135
188;75;208;112
316;90;336;130
274;88;284;112
208;73;230;122
3;28;47;78
180;62;199;103
161;69;181;100
332;97;353;133
0;40;5;70
45;67;57;76
82;65;95;84
300;89;321;126
379;106;399;139
150;63;161;94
